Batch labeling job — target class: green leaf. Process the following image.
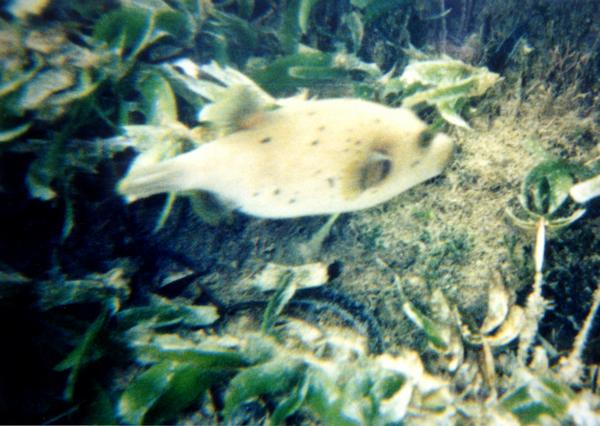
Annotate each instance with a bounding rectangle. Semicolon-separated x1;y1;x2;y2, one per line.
47;70;100;108
278;0;323;52
261;271;296;334
137;69;178;125
299;0;320;34
25;155;57;200
343;11;364;53
15;68;75;112
144;364;226;424
81;382;117;425
522;160;583;216
93;7;154;61
118;294;219;330
237;0;254;18
500;385;534;415
280;0;303;53
271;373;310;425
370;373;404;401
38;268;131;312
401;301;449;351
118;360;175;424
512;402;554;424
154;192;177;231
224;358;307;419
55;312;107;401
438;101;470;129
304;368;356;426
133;337;249;369
500;377;573;423
155;8;195;44
61;194;75;241
0;55;42;97
0;122;31;143
248;51;336;94
208;9;258;66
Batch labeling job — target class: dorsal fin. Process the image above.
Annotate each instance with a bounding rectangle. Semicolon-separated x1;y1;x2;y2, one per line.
199;84;277;135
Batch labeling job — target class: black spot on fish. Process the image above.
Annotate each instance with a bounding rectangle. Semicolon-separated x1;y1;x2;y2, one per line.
307;111;317;116
327;177;336;188
355;140;362;146
318;125;326;131
375;118;381;124
260;137;272;144
314;169;323;175
311;140;320;146
274;189;281;195
289;198;296;204
253;192;260;197
410;160;421;168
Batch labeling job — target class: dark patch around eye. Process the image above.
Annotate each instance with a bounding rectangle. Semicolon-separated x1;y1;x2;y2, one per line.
311;140;319;146
261;137;272;144
418;130;433;149
357;150;393;191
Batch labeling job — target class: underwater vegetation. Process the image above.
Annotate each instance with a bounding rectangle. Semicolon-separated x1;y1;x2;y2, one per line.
1;0;600;424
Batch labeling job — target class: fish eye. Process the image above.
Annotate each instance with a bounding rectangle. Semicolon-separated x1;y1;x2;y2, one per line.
357;150;392;190
418;130;434;149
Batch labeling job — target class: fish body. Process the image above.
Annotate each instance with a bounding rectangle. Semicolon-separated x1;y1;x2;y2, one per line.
118;98;453;218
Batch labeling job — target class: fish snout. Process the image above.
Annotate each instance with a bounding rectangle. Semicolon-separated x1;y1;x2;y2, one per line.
430;132;454;171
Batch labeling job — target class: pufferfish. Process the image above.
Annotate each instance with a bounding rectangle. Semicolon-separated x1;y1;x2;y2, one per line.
117;97;453;218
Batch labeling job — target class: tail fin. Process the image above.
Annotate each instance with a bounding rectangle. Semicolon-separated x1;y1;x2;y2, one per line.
117;151;204;202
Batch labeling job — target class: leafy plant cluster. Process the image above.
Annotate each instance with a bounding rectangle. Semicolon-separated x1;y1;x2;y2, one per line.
4;254;599;424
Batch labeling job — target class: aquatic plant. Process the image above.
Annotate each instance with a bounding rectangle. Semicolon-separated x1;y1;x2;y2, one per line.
393;55;501;128
506;160;587;363
8;254;592;424
1;1;205;238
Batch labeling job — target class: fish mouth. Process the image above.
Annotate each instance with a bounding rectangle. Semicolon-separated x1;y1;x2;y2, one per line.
430;132;454;170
